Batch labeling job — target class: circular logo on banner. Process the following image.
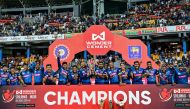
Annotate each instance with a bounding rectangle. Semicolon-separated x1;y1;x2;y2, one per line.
54;45;70;60
2;90;15;103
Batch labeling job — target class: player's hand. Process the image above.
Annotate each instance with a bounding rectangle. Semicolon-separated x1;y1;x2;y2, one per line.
66;83;70;86
120;83;126;86
172;83;176;86
57;51;61;57
23;84;27;87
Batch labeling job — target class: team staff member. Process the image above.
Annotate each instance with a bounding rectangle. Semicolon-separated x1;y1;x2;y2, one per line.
33;61;44;85
175;64;188;84
119;63;131;84
131;61;144;84
108;62;119;84
0;65;10;86
79;62;91;85
57;52;69;85
144;61;159;84
95;62;108;84
68;65;80;85
43;64;57;85
9;67;25;85
21;64;33;85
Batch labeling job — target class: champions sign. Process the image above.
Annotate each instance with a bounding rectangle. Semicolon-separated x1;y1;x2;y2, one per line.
0;85;190;109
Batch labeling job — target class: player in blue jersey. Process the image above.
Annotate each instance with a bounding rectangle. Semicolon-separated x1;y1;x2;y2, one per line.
68;65;80;85
79;61;91;85
57;53;69;85
130;61;144;84
166;62;176;85
95;61;108;84
43;64;57;85
20;64;33;85
33;61;44;85
103;63;109;84
8;67;25;86
175;64;188;84
158;65;168;85
0;65;10;86
144;61;159;84
118;63;131;84
108;62;119;84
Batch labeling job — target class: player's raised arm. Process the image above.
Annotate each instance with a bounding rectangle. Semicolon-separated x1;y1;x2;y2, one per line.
57;51;62;69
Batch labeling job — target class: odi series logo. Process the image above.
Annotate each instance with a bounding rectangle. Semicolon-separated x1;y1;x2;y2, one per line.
159;88;173;102
54;44;70;60
2;89;15;103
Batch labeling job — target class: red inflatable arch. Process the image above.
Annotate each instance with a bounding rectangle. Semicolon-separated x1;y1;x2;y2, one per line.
44;25;159;71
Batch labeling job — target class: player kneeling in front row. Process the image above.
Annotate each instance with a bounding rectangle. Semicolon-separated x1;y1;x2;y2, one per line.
130;61;144;84
20;64;33;85
68;65;80;85
43;64;57;85
95;61;108;84
9;67;25;86
79;61;91;85
118;63;131;84
108;62;120;84
144;61;159;85
34;61;44;85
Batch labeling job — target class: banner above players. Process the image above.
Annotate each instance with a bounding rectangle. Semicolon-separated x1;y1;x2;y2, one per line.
44;25;159;71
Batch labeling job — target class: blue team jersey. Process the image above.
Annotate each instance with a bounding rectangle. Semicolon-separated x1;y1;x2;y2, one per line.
159;70;168;85
0;71;9;86
58;68;68;85
69;71;80;85
108;68;119;84
118;69;131;84
9;73;20;85
44;71;56;85
166;68;175;84
21;70;32;84
79;68;91;85
144;68;157;84
131;67;144;84
104;69;109;84
34;68;44;84
175;69;188;84
95;68;107;84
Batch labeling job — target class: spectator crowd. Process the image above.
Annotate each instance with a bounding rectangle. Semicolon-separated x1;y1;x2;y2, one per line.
0;0;189;36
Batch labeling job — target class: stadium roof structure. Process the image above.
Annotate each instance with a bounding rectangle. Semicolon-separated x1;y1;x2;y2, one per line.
0;0;74;8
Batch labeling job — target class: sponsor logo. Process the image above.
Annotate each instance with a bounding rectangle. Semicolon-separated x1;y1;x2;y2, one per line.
92;31;105;40
86;31;112;49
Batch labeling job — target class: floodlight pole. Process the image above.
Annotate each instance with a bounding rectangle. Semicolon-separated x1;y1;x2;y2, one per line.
0;6;2;19
19;0;26;16
93;0;104;17
46;0;51;14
